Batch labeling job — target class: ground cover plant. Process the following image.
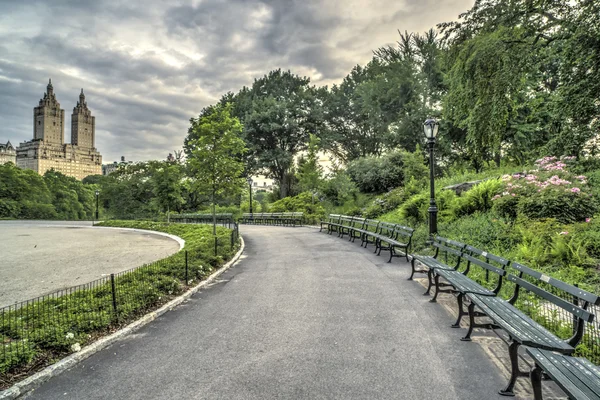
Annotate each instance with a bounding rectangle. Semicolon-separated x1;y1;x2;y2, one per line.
0;221;240;388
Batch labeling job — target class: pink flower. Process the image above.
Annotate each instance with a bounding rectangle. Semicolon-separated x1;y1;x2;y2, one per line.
586;218;592;223
492;195;501;200
511;193;516;197
571;187;581;193
559;231;569;235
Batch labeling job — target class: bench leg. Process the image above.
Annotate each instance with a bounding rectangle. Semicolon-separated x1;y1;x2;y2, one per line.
461;302;476;341
375;240;380;254
499;341;523;397
388;247;394;263
430;273;441;303
530;365;544;400
423;269;434;295
409;258;416;280
451;293;466;328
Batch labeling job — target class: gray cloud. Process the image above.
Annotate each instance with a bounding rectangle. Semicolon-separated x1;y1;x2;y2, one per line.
0;0;473;163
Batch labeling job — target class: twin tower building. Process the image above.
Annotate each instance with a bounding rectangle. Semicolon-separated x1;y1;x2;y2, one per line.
16;79;102;180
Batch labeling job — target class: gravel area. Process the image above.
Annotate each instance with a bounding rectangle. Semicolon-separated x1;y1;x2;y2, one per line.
0;222;181;307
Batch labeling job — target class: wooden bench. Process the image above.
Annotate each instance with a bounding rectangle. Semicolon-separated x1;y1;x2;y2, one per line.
410;237;467;296
172;213;234;227
376;224;414;263
430;245;510;330
337;216;356;238
527;348;600;400
461;262;599;396
370;222;396;253
242;212;303;226
320;214;341;233
347;217;366;242
352;219;378;248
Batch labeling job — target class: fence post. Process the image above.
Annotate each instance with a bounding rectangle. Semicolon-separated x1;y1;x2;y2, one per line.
214;237;218;256
230;230;234;250
185;250;189;285
110;273;118;322
573;284;579;335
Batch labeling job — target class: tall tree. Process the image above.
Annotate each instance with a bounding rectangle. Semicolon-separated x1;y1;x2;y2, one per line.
234;69;324;198
186;103;246;235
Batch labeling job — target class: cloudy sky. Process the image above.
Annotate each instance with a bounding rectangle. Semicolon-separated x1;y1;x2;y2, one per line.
0;0;473;163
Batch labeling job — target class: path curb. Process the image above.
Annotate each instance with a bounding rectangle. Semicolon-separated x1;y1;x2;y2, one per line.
0;235;245;400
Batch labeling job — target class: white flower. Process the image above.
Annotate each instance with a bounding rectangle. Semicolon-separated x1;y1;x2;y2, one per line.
71;343;81;352
65;332;74;339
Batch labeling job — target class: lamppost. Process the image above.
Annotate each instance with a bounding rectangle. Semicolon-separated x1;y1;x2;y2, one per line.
95;190;100;224
247;178;253;214
423;118;439;242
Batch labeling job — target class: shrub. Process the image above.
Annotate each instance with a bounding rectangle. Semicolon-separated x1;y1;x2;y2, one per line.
453;179;503;217
269;192;326;224
346;151;405;193
518;190;597;224
399;193;428;224
363;188;407;219
321;171;359;205
19;201;58;219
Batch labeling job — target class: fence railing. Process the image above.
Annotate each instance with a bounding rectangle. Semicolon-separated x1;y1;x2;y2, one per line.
0;227;241;384
169;213;234;228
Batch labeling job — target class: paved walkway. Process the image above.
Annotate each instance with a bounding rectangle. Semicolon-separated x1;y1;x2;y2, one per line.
27;226;507;399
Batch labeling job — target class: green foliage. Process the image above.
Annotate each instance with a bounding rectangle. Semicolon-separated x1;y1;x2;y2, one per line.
363;188;408;219
269;192;325;224
187;103;247;234
296;134;323;193
321;171;359;206
453;179;503;217
346;150;405;193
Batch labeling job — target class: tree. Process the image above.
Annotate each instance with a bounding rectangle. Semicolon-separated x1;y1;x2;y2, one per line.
151;162;184;216
296;134;323;194
187;103;246;234
231;69;325;198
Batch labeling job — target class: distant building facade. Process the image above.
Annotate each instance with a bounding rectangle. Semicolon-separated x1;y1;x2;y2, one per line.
102;156;133;175
16;79;102;180
0;141;16;165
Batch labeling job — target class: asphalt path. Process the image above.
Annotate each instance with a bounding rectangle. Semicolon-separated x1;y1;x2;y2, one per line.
27;225;507;400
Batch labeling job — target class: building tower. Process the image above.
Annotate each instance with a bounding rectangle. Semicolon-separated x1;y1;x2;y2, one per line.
33;79;65;145
71;89;95;149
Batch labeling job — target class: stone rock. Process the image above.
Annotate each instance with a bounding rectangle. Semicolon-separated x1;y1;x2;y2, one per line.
443;180;483;195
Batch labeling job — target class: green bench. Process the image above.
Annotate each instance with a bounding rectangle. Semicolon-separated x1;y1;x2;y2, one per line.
430;245;510;329
375;224;414;263
527;348;600;400
410;237;466;293
320;214;341;233
461;262;599;397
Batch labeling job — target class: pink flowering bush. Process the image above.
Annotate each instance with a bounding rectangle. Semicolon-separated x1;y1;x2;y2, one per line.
492;156;597;223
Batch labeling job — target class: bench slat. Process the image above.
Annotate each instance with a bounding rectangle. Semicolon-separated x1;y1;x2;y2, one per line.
470;294;573;352
527;348;600;400
507;274;595;322
437;269;495;296
511;262;600;306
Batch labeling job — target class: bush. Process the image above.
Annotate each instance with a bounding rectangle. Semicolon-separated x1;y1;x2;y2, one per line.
346;151;405;193
19;201;58;219
453;179;503;217
321;171;359;205
269;192;326;224
0;199;20;218
363;188;407;219
518;190;597;224
399;193;428;224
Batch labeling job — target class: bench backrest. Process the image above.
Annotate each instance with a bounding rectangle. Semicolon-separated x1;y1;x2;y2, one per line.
433;236;466;268
508;261;599;346
363;219;380;233
378;222;396;238
463;245;509;294
350;217;366;229
328;214;341;223
340;216;354;226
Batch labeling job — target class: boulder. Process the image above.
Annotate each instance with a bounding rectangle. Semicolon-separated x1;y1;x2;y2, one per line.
443;180;483;195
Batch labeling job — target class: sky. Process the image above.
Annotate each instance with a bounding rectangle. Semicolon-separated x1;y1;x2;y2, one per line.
0;0;473;163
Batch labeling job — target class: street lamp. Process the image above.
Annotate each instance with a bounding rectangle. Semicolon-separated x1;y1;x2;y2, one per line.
246;178;253;215
95;190;100;224
423;118;439;242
